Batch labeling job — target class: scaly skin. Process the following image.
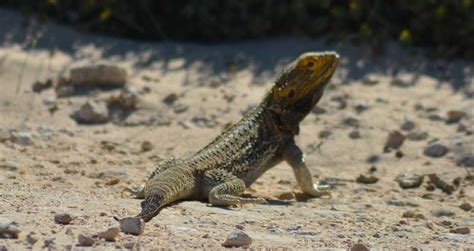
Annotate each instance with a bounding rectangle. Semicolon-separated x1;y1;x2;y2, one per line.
138;52;340;222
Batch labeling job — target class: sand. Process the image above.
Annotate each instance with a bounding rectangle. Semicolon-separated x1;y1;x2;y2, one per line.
0;9;473;250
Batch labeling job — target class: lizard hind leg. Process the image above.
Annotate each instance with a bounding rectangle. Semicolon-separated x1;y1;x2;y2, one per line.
205;170;267;207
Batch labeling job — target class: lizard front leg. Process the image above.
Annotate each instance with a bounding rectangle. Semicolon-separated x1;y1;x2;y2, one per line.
283;141;331;197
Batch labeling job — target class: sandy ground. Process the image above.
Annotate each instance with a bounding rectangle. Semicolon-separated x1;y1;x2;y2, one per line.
0;9;473;250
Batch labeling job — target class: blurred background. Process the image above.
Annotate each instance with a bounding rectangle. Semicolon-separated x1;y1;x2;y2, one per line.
1;0;473;59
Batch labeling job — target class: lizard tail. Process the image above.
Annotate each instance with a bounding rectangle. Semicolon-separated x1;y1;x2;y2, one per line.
137;168;195;222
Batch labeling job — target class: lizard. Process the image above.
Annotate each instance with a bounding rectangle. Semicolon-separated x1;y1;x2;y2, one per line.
137;51;340;222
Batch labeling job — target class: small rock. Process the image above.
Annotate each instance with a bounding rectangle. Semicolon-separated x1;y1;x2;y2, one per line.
395;173;424;189
428;174;455;194
54;213;73;225
32;79;53;93
423;143;449;158
26;232;38;245
366;154;380;164
97;227;120;241
353;100;371;113
395;150;404;158
391;78;413;87
77;234;95;246
0;220;20;239
10;131;33;146
141;141;153;152
107;88;139;111
276;192;294;200
69;65;127;86
331;95;348;109
173;104;189;114
407;130;429;141
191;115;219;128
319;129;332;139
459;203;472;211
72;100;109;124
400;120;416;131
163;93;178;105
312;106;327;115
119;217;145;235
446;110;466;123
401;211;425;219
222;230;252;247
457;155;474;167
349;130;361;139
105;178;120;186
342;116;359;127
55;82;75;97
362;75;379;86
356;174;379;184
384;131;406;152
351;243;369;251
428;113;444;121
432;209;455;217
449;227;470;235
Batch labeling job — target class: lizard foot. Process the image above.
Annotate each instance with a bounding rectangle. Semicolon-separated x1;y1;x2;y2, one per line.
308;182;331;198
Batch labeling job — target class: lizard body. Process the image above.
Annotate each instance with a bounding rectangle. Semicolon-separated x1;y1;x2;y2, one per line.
138;52;340;222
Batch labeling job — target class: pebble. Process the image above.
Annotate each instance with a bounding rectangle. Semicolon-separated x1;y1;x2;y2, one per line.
107;88;139;110
356;174;379;184
457;154;474;167
32;79;53;93
400;120;416;131
391;78;413;87
97;227;120;241
276;192;294;200
119;217;145;235
353;100;371;113
312;106;327;115
432;209;455;217
449;227;470;235
319;129;332;139
407;130;429;141
77;234;95;246
366;154;380;164
69;65;127;86
72;100;109;124
362;75;379;86
395;173;424;189
173;104;189;114
222;230;252;247
459;203;472;211
349;130;361;139
54;213;73;224
10;131;33;146
384;131;406;152
163;93;178;105
141;141;154;152
446;110;466;123
0;220;20;239
423;143;449;158
342;116;359;127
55;81;75;97
351;243;370;251
428;113;444;121
191;115;219;128
26;232;38;245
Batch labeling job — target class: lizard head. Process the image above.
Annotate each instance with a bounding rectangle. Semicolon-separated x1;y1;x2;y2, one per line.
268;52;339;130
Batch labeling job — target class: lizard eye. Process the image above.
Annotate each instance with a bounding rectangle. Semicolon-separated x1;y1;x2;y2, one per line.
306;61;315;69
288;89;295;98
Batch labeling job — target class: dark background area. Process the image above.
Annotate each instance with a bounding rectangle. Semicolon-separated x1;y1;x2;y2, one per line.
0;0;473;59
